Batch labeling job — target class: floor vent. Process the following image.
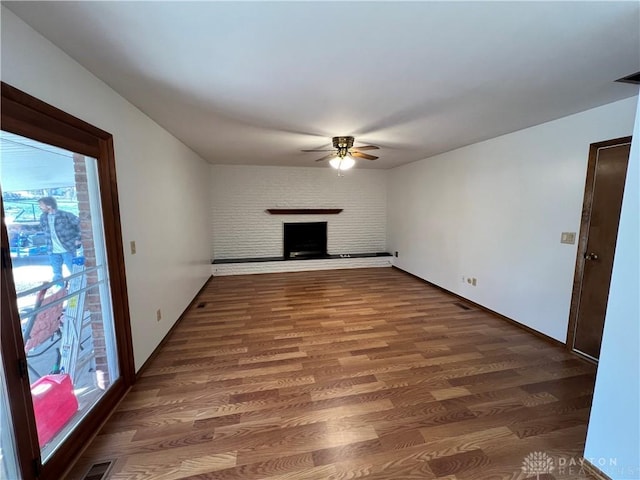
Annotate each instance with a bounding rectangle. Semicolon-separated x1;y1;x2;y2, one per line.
197;302;207;308
83;460;114;480
454;302;472;311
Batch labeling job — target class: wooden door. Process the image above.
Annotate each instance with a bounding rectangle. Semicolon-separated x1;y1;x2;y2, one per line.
569;137;631;360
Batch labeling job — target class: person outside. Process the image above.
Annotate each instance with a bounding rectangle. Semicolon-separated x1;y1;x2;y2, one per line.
38;196;81;284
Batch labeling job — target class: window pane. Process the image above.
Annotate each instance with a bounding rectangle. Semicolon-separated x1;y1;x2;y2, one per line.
1;131;120;461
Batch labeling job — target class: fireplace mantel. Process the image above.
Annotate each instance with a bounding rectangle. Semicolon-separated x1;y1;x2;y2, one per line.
266;209;343;215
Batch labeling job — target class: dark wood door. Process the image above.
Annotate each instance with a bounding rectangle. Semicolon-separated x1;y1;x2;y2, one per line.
570;138;631;360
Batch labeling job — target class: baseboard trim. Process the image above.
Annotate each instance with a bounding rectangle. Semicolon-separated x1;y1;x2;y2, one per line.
392;266;566;349
136;275;214;379
570;349;599;366
581;458;613;480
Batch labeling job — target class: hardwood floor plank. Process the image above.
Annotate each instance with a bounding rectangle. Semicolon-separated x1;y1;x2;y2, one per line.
234;423;379;465
107;444;237;480
66;268;598;480
261;464;338;480
427;449;491;477
430;387;473;401
278;399;396;429
181;453;316;480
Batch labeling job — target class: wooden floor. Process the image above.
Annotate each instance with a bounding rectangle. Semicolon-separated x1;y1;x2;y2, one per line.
68;268;598;480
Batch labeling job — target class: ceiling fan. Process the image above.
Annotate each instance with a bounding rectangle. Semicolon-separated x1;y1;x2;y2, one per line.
303;136;379;170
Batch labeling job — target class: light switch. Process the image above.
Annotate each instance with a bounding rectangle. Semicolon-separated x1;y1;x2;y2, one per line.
130;241;137;254
561;232;576;245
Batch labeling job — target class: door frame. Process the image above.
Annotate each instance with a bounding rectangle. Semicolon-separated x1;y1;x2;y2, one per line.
566;136;632;360
1;82;135;479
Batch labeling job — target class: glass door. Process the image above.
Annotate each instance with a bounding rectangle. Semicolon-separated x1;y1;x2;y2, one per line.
1;131;121;461
1;82;134;480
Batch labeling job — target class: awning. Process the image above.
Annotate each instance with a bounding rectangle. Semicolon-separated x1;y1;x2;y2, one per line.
0;131;76;192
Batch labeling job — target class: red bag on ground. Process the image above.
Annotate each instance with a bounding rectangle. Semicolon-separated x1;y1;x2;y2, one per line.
30;374;78;447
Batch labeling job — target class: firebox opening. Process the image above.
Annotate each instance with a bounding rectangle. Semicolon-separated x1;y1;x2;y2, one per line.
283;222;327;259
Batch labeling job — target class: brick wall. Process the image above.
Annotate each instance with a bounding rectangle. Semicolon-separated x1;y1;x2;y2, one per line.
211;165;387;260
73;154;109;388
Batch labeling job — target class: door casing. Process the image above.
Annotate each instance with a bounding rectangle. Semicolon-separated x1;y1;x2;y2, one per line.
567;136;632;361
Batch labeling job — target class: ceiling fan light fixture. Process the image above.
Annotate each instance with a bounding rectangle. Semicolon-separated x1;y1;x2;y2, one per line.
306;136;378;167
329;154;355;170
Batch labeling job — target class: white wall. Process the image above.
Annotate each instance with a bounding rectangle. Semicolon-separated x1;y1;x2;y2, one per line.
1;8;212;370
211;165;387;259
388;97;637;342
584;99;639;479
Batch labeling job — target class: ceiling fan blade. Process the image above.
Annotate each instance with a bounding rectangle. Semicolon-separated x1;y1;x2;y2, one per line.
351;152;378;160
351;145;380;151
302;149;335;152
315;153;337;162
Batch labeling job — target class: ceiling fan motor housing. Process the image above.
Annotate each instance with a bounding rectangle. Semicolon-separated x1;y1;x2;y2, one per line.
332;136;355;149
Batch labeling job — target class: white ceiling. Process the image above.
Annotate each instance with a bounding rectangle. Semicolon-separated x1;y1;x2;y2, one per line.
4;1;640;170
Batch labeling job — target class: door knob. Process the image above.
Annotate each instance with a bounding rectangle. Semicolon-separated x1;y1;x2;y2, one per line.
585;253;599;261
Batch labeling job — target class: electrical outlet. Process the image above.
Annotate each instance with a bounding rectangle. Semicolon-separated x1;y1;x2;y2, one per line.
395;251;398;257
472;278;477;286
467;278;472;284
561;232;576;244
156;309;162;322
130;241;136;255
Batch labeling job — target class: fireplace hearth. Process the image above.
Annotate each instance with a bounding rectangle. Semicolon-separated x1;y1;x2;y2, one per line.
283;222;327;259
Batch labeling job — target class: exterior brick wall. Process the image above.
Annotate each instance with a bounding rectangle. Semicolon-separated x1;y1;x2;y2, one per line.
73;154;110;389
